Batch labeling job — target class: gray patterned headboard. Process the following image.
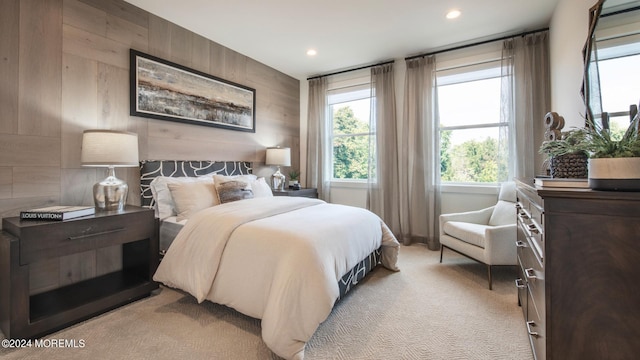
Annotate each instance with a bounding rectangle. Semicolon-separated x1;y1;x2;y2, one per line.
139;160;252;208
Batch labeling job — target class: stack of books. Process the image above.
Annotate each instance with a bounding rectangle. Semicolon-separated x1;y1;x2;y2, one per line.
534;177;589;188
20;205;95;221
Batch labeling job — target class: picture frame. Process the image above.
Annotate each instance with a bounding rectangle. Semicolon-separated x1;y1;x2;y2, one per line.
129;49;256;132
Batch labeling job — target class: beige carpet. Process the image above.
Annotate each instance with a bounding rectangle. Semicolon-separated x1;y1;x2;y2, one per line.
0;244;533;360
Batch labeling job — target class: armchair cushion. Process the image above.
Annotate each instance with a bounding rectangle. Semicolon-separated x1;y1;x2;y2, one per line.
439;206;494;226
498;181;517;202
488;182;517;226
488;200;515;226
442;221;489;248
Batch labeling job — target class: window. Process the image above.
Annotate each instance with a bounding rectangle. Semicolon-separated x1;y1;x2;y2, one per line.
328;83;373;181
437;61;508;184
596;34;640;140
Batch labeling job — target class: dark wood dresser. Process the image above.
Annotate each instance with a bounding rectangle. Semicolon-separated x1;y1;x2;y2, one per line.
515;178;640;360
0;206;158;339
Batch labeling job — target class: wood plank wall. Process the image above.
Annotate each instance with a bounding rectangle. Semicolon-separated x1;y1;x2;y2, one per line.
0;0;300;220
0;0;300;293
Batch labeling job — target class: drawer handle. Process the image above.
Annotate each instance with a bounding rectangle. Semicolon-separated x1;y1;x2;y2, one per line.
67;228;126;241
526;321;540;337
515;278;526;289
524;268;537;280
518;210;531;221
515;240;526;248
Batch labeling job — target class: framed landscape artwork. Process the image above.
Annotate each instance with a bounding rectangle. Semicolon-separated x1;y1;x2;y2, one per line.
130;49;256;132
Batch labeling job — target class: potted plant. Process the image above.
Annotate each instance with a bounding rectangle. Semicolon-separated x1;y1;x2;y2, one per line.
288;170;300;188
582;114;640;190
539;129;589;178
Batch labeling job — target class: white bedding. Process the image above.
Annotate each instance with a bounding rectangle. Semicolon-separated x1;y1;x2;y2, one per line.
153;197;400;359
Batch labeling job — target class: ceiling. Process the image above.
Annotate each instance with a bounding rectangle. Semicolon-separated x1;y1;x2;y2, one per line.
124;0;561;80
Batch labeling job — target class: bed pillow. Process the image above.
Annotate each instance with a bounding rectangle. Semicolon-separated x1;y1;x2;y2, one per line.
212;174;257;187
215;179;254;204
167;181;218;222
251;177;274;198
212;174;258;202
150;176;215;219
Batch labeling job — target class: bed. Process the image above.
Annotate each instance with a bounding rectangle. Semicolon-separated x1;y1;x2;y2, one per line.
140;160;400;359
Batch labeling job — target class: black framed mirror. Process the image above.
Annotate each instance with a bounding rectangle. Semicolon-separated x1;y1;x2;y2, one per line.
582;0;640;129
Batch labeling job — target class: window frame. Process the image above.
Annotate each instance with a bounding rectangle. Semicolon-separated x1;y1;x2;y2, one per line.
593;8;640;125
436;59;508;185
327;71;373;183
595;37;640;120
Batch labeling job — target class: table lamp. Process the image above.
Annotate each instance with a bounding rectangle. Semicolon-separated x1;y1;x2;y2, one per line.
81;130;139;211
265;147;291;190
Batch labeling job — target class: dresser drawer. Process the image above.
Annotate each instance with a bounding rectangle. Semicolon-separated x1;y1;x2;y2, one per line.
526;287;546;360
520;237;545;319
517;194;544;262
9;210;155;265
528;201;544;261
524;217;544;262
516;256;527;318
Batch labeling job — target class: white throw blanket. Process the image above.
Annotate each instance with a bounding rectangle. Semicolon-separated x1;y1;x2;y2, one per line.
154;197;400;359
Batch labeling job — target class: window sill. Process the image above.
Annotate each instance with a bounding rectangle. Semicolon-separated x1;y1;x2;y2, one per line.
330;180;368;189
440;183;499;195
330;181;499;194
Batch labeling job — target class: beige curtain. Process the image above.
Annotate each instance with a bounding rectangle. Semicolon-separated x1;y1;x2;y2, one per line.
400;56;440;249
367;63;401;235
501;32;550;178
306;77;331;200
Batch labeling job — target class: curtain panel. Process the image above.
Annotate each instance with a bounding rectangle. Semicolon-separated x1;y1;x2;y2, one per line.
367;63;401;236
306;77;331;200
501;32;550;179
401;56;441;249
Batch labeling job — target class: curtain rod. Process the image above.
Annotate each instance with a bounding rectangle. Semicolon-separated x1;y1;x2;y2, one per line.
306;27;548;81
306;60;395;81
404;27;549;61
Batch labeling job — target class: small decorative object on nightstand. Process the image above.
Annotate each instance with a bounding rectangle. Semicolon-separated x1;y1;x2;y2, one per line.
288;169;300;188
266;147;291;190
272;187;318;198
81;130;139;211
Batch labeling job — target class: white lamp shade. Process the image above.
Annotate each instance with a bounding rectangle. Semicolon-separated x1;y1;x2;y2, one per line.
81;130;139;167
266;147;291;166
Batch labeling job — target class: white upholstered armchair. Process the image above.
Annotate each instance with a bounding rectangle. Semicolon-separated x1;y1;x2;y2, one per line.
439;182;517;290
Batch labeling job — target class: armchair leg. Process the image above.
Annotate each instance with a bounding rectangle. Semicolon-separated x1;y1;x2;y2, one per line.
440;244;495;290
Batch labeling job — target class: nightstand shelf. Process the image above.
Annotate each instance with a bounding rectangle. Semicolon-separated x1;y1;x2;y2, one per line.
30;269;146;322
0;206;158;339
272;188;318;198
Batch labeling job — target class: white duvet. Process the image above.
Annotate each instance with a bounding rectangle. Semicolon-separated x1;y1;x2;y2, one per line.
153;196;400;359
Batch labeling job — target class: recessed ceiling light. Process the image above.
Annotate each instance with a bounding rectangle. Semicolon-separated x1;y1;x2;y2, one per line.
306;49;317;56
446;9;461;19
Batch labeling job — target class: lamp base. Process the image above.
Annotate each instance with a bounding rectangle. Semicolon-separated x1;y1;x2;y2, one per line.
93;167;128;211
271;166;286;191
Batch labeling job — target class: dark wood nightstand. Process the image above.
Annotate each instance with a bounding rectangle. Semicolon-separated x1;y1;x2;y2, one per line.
0;205;158;339
272;187;318;198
